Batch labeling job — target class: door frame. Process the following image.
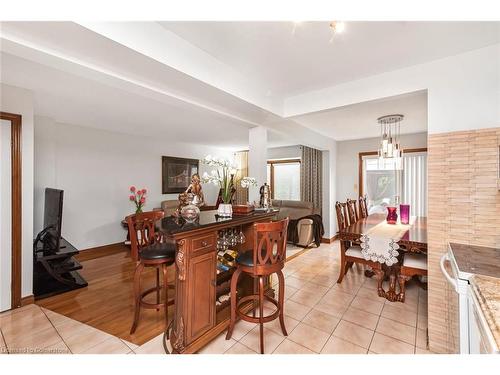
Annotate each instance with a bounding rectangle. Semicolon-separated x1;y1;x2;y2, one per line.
358;147;428;196
0;112;22;309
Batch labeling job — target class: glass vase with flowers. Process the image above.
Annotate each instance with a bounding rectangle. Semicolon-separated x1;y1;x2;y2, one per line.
129;186;147;214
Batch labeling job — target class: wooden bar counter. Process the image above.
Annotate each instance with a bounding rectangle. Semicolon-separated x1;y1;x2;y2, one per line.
159;209;278;354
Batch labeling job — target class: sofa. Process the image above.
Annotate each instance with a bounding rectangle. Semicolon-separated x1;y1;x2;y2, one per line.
272;199;320;247
161;200;178;217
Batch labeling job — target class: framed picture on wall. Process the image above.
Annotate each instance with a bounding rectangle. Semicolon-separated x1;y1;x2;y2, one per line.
162;156;199;194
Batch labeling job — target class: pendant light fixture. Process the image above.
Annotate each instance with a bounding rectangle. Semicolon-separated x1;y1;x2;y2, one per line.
377;114;404;170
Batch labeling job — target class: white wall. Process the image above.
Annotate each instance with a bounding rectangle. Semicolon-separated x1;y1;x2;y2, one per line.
0;83;34;301
0;120;12;311
248;127;268;203
34;117;233;250
267;145;301;160
336;132;428;202
285;44;500;135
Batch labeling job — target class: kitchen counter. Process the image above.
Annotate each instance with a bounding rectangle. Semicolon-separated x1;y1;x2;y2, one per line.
470;274;500;352
449;242;500;279
159;209;278;236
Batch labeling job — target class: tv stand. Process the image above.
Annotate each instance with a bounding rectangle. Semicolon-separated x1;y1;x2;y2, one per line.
33;237;88;299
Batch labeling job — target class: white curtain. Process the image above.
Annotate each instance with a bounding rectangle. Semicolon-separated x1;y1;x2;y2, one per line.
402;152;427;217
362;151;427;217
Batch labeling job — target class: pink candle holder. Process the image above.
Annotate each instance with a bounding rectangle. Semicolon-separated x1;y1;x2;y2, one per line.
386;206;398;224
400;204;410;225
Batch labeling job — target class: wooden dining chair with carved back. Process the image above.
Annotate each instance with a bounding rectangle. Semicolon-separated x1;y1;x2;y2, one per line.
397;252;428;302
358;195;368;219
226;218;289;354
127;211;176;334
346;198;359;224
335;202;384;294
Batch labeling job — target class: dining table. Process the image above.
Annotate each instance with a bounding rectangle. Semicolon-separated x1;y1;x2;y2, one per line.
339;213;427;302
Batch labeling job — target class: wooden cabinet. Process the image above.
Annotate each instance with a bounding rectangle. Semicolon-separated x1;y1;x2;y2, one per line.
186;248;216;343
164;210;277;353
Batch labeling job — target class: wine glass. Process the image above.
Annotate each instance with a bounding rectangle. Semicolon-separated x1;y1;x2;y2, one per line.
229;229;238;247
238;227;246;244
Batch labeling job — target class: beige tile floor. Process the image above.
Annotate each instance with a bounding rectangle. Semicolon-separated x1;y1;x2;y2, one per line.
0;241;434;354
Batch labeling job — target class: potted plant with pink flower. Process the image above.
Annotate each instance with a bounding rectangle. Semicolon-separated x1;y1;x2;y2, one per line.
129;186;147;214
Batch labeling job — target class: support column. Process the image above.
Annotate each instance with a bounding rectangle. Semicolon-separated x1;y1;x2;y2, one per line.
248;126;268;204
321;140;337;240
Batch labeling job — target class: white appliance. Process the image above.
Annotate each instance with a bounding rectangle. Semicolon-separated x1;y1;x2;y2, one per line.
440;245;499;354
467;284;499;354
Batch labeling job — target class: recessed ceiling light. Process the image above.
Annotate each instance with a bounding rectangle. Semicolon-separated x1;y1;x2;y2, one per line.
330;21;345;34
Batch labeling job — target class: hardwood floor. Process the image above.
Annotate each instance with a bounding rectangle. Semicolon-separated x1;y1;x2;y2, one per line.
36;244;175;346
36;243;313;346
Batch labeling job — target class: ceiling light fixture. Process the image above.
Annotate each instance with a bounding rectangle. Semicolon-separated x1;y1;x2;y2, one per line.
377;114;404;170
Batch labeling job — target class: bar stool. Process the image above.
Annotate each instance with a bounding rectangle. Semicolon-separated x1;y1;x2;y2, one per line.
127;211;176;334
225;218;289;354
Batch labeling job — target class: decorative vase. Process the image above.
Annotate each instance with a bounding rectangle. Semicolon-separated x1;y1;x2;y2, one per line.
399;204;410;225
386;206;398;224
181;194;200;223
135;208;143;214
218;203;233;218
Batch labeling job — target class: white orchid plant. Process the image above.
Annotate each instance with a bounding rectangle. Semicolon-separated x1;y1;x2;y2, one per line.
201;155;257;204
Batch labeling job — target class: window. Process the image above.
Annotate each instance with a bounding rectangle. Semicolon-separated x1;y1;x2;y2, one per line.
360;150;427;217
267;159;301;200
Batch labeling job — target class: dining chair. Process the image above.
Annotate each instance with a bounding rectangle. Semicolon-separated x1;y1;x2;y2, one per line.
335;202;384;294
358;195;368;218
127;211;176;334
397;252;428;302
346;199;359;224
226;218;289;354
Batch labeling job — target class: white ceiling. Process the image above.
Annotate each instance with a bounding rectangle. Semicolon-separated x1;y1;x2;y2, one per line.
293;90;428;141
0;52;260;148
1;21;498;147
161;21;500;97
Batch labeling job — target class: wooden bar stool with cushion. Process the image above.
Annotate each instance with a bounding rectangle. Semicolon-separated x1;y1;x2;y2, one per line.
358;195;368;218
397;253;428;302
225;218;289;354
335;202;384;295
127;211;176;334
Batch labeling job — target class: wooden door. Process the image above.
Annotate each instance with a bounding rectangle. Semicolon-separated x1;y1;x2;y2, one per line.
0;112;22;311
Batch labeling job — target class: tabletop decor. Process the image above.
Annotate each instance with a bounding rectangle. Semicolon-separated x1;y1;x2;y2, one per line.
360;221;407;265
129;186;147;214
386;206;398;224
180;193;200;223
184;173;205;207
400;204;410;225
201;155;257;217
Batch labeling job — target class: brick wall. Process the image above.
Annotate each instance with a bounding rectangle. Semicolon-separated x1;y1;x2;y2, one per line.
427;127;500;353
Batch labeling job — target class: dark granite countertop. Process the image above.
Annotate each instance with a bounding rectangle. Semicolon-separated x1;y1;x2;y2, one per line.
158;209;279;235
449;242;500;278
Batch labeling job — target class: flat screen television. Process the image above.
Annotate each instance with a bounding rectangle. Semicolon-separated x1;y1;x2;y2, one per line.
43;188;64;251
